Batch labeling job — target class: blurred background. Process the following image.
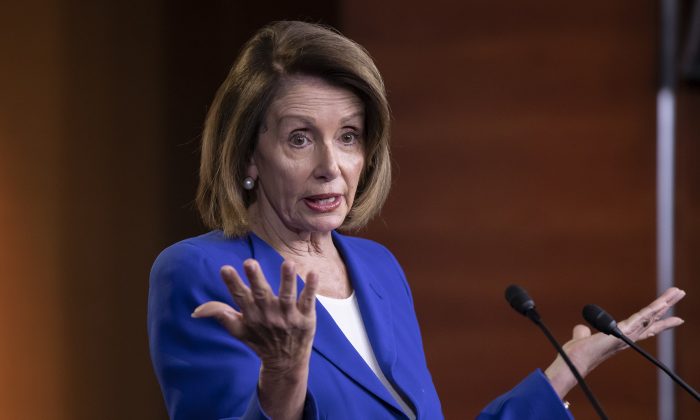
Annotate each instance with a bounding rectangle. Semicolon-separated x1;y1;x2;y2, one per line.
1;1;699;419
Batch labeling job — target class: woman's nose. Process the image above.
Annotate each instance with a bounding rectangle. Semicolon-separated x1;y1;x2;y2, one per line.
312;142;341;181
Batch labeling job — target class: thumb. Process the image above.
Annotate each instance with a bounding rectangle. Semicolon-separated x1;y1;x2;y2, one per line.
192;301;246;338
572;324;592;340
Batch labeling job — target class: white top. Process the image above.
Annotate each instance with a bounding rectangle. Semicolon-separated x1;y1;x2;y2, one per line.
316;292;416;420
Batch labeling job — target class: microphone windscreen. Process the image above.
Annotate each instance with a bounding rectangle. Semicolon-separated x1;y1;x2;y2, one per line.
582;304;618;335
505;284;535;315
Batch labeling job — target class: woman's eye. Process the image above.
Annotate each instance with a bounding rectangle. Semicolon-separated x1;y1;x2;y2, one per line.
340;132;360;145
289;133;310;147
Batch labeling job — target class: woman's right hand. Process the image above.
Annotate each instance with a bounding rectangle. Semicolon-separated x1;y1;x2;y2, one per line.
192;259;319;420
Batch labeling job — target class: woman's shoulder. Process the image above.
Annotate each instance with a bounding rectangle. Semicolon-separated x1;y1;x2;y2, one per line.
160;229;250;255
151;230;252;276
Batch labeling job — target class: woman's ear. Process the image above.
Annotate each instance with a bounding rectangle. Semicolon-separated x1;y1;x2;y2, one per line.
245;155;258;180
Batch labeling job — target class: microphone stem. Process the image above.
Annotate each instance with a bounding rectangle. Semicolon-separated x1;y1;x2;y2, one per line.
529;313;609;420
617;333;700;402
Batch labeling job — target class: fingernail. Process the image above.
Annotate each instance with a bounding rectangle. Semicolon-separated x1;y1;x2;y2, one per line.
191;305;203;318
285;264;294;276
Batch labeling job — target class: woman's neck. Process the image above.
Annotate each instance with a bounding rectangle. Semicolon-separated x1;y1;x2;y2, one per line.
248;203;336;259
247;201;352;298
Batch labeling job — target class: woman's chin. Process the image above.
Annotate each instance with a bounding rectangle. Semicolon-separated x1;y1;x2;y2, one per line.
295;214;346;234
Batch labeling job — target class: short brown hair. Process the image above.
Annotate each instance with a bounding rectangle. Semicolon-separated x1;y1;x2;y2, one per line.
196;21;392;237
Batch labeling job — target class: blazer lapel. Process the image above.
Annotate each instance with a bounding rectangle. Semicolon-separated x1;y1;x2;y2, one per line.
248;233;405;413
333;232;423;416
332;232;397;375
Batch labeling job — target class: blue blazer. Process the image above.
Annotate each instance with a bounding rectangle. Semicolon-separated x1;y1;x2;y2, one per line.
148;231;572;420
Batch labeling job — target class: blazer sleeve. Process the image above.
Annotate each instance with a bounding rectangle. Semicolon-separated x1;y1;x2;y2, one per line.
147;241;319;420
476;369;574;420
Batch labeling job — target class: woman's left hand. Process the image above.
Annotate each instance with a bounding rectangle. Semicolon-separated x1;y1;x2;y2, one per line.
545;287;686;398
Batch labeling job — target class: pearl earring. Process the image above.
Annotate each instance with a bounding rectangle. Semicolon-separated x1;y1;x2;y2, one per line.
242;176;255;190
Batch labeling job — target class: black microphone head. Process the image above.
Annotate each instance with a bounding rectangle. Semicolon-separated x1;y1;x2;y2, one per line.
505;284;536;316
582;304;620;337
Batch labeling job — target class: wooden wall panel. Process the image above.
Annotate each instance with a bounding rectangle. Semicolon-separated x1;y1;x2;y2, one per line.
0;2;67;418
341;1;698;418
57;2;166;418
676;87;700;419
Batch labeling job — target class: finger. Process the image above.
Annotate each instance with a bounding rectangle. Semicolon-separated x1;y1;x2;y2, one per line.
661;287;686;307
640;317;685;339
192;301;246;338
645;287;686;319
572;324;591;340
298;271;319;315
624;287;686;330
278;260;298;313
220;265;255;311
243;259;274;306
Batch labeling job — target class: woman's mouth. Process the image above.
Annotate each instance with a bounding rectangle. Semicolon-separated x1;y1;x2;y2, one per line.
303;194;342;212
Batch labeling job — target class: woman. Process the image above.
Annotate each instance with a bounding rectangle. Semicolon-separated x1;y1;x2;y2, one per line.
148;21;686;419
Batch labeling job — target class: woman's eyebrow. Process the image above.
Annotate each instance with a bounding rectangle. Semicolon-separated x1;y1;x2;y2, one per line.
276;114;314;127
339;111;364;125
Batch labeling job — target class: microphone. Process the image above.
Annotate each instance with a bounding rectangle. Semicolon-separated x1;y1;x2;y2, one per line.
583;304;700;402
505;285;608;419
505;284;536;317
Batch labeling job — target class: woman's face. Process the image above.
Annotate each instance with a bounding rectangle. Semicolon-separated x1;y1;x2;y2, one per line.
247;75;365;235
